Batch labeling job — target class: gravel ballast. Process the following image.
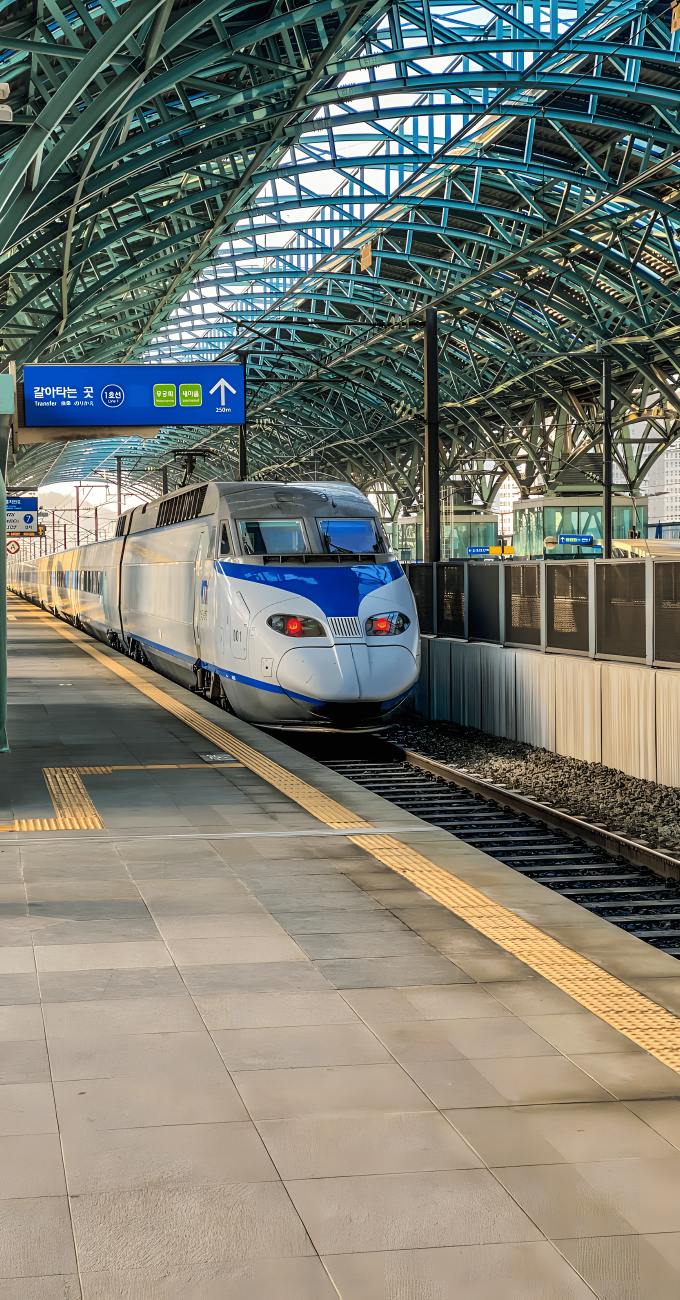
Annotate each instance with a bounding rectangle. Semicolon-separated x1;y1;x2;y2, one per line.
387;717;680;854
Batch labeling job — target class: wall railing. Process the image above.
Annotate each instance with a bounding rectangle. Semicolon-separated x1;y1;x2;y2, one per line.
403;559;680;669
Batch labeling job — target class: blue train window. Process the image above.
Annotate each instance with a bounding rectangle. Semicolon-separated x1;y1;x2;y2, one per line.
319;518;385;554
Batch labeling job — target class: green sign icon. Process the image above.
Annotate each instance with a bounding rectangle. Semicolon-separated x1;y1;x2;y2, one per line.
180;383;202;407
153;383;176;407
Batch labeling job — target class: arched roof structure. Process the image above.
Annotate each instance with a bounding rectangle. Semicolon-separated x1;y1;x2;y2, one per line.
2;0;680;510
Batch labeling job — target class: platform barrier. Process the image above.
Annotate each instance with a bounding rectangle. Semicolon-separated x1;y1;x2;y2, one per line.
405;558;680;786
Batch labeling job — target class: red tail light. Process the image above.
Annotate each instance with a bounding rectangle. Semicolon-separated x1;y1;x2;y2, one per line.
365;612;410;636
286;617;303;637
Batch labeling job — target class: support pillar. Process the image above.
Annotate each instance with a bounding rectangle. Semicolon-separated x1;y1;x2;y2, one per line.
162;466;168;496
116;457;122;519
602;354;612;559
423;307;440;563
236;352;247;480
75;485;80;546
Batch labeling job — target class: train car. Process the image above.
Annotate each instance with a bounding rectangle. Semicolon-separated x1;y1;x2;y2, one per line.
8;480;419;730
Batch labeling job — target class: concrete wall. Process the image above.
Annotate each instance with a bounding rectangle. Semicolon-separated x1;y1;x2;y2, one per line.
412;637;680;787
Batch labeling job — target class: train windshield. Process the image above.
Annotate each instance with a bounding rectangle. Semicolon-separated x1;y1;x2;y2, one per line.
238;519;307;554
319;518;386;554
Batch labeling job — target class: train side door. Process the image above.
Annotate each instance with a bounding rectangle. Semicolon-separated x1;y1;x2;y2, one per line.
231;590;249;660
193;528;209;648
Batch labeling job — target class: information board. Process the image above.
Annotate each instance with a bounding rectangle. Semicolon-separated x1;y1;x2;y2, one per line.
23;364;244;428
6;496;38;535
558;534;594;546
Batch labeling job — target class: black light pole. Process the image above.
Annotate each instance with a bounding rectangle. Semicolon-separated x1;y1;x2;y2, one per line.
116;455;122;518
602;353;612;559
236;351;247;480
423;307;440;563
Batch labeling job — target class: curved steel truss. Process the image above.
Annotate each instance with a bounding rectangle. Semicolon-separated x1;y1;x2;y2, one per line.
3;0;680;510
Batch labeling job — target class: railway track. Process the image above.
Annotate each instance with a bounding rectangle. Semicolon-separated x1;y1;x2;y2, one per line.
324;753;680;960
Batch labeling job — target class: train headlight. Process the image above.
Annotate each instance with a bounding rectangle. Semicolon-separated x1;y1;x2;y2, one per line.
267;614;326;638
365;612;410;636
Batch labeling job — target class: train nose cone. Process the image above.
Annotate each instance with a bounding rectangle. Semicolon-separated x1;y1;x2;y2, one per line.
351;644;417;700
276;643;417;705
277;645;360;703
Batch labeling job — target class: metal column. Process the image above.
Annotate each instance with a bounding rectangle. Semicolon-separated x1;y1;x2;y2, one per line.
162;466;168;496
423;307;440;563
236;352;247;481
602;354;612;559
116;456;122;519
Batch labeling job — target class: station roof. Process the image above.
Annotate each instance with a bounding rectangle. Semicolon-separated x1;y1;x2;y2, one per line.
2;0;680;509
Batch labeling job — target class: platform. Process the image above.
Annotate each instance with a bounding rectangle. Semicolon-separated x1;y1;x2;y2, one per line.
3;595;680;1299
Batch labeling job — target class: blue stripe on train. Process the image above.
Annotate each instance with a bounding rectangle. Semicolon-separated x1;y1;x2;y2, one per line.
128;634;324;705
215;560;403;615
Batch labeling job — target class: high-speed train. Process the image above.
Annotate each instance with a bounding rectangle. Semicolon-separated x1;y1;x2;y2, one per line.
8;480;420;730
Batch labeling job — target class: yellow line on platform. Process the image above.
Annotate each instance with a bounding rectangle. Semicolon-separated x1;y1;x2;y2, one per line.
31;609;680;1076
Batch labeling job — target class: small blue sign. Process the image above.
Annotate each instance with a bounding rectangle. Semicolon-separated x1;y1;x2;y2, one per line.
6;496;38;534
468;546;490;555
23;364;245;428
558;534;594;546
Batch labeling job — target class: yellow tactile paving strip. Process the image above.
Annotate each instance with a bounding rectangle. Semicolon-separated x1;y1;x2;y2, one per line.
16;610;680;1075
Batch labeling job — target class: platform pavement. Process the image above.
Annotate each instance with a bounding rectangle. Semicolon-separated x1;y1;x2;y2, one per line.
2;597;680;1298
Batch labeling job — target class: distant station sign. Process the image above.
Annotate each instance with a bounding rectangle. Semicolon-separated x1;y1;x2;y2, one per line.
467;545;513;556
558;534;594;546
6;495;38;536
23;364;245;428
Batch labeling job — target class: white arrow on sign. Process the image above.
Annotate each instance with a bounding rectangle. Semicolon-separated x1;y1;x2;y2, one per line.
209;376;237;403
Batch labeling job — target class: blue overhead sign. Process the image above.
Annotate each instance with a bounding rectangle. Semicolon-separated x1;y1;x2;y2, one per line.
6;496;38;535
23;364;245;428
468;545;490;555
558;534;594;546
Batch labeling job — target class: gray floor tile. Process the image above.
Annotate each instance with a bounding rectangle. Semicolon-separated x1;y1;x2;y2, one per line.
0;1039;51;1084
408;1055;614;1109
0;1004;44;1041
69;1183;314;1272
0;1134;67;1198
318;954;473;989
0;1195;77;1277
557;1233;680;1300
38;966;188;1002
43;996;203;1038
0;973;40;1005
0;1277;81;1298
568;1052;680;1099
180;961;333;995
446;1101;678;1167
295;931;439;960
194;991;358;1030
61;1120;278;1193
286;1169;541;1253
78;1257;338;1299
55;1075;248;1132
232;1063;434;1120
276;909;407;934
256;1111;482;1179
524;1010;646;1056
0;1082;58;1135
48;1028;231;1084
214;1022;392;1071
497;1163;637;1238
323;1241;595;1300
166;934;306;966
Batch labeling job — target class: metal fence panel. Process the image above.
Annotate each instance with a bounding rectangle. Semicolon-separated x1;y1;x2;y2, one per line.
547;563;589;652
505;563;541;646
406;562;434;634
437;563;465;638
468;563;500;642
654;561;680;664
515;650;555;749
480;644;516;738
596;562;646;659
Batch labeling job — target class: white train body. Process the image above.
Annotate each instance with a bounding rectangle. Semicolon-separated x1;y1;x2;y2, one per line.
8;480;419;729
